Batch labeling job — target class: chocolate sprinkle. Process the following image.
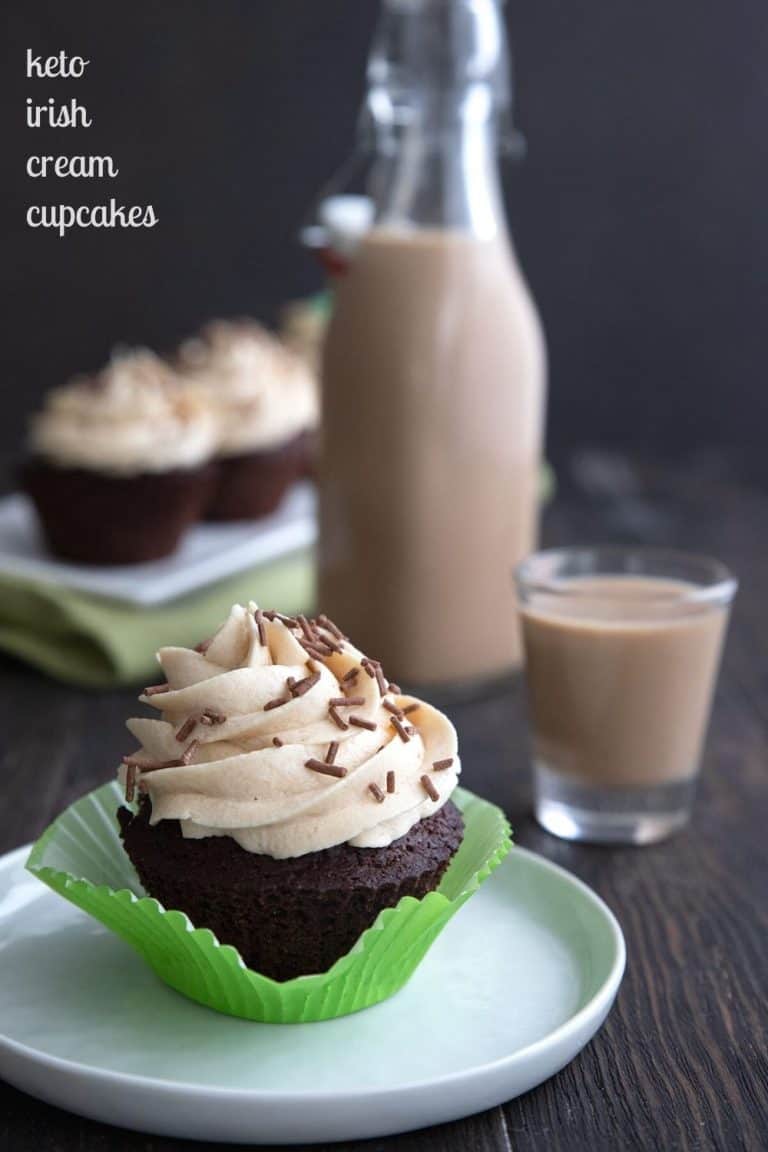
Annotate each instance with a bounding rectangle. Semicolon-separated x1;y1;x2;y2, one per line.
180;740;199;765
124;762;137;803
373;664;388;695
329;695;365;707
143;683;170;697
317;614;346;641
291;670;321;697
194;637;212;654
297;614;316;642
421;774;439;801
123;754;184;772
386;770;396;794
301;639;334;659
328;704;349;730
326;741;339;764
402;703;421;715
388;683;402;695
383;700;404;718
317;633;343;654
349;716;377;731
272;736;283;748
175;716;198;743
341;667;360;683
369;782;386;803
361;659;376;679
390;716;411;742
305;758;347;778
433;758;454;771
265;696;290;711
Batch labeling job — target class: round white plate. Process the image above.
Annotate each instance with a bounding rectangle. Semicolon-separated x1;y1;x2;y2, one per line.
0;841;625;1145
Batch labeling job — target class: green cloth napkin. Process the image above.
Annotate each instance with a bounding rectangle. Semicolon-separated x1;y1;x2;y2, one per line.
0;550;314;689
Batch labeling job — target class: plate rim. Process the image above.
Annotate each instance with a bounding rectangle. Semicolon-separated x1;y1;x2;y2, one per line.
0;840;626;1103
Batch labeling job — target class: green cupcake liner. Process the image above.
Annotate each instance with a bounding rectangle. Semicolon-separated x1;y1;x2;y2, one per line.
26;782;512;1023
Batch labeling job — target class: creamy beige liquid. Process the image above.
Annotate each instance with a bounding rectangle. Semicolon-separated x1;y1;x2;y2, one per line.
320;228;546;684
521;577;729;788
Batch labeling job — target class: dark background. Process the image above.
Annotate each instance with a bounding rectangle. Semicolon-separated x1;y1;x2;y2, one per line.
2;0;767;488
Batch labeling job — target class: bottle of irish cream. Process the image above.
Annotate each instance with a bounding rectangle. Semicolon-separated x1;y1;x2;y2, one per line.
319;0;546;688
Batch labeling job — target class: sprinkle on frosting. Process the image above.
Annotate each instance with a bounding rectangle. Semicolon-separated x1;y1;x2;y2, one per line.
433;758;454;771
264;695;290;711
350;716;377;731
391;715;411;743
117;602;460;858
305;759;348;779
421;775;439;802
175;716;198;743
328;704;349;731
369;782;386;803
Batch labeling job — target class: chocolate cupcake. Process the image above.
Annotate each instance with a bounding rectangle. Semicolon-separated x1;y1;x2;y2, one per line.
178;320;318;519
117;604;463;981
23;350;217;565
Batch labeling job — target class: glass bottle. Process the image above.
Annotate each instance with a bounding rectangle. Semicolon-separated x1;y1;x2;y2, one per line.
318;0;546;689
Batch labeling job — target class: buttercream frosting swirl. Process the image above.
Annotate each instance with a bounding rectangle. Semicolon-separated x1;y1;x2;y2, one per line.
29;349;217;475
178;319;319;457
119;605;460;858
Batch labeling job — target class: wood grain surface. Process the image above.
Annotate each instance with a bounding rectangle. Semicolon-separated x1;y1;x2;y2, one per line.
1;466;766;1151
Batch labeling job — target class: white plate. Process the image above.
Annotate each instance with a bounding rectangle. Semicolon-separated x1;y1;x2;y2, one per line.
0;483;316;606
0;841;624;1144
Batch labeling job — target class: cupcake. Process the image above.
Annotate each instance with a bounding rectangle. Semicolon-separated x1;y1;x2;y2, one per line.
117;604;463;981
23;349;217;565
178;319;318;519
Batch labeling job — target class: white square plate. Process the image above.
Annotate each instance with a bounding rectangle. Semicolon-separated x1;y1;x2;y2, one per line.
0;482;316;606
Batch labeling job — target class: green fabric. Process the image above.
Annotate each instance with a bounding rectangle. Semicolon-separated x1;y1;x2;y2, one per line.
0;550;314;689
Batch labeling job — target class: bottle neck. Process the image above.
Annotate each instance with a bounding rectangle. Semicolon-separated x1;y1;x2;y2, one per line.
369;112;507;239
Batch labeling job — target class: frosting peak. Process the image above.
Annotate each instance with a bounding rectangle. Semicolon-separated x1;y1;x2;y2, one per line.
120;605;460;858
178;320;319;457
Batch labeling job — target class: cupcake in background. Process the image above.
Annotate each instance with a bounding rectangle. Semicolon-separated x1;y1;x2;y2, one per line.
179;319;318;519
23;349;217;565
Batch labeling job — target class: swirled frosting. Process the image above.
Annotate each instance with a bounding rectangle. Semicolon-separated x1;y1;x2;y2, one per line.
178;320;319;457
29;349;217;475
119;605;460;859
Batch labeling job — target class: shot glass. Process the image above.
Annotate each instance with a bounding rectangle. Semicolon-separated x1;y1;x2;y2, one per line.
515;547;737;845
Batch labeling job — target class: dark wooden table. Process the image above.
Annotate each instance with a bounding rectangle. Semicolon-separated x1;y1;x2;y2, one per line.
1;463;767;1151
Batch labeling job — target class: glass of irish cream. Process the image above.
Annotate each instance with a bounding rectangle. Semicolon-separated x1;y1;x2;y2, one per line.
516;547;737;845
